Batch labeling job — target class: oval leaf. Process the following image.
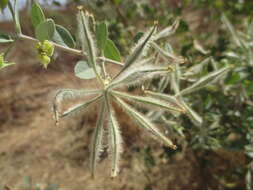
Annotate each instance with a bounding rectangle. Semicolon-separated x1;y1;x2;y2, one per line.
104;39;121;62
53;24;75;48
35;19;56;41
96;22;108;51
74;60;101;79
0;0;8;12
31;2;45;28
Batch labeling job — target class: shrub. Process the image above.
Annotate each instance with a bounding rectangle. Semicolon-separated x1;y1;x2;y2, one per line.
0;1;231;178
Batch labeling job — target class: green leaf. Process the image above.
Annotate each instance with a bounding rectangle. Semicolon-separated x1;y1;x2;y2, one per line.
151;42;183;63
0;34;14;43
180;98;203;126
178;67;230;96
53;88;101;124
53;24;76;48
144;90;185;111
113;96;176;149
154;18;180;40
122;25;157;72
74;60;101;80
104;39;121;62
226;72;240;85
113;91;184;113
0;0;8;12
90;101;106;178
77;10;97;70
31;2;46;28
35;19;56;41
60;95;102;118
221;14;242;47
109;63;168;88
96;22;108;51
105;99;122;178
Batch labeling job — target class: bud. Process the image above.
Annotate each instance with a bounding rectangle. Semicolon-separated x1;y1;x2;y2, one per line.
36;41;42;49
38;54;51;69
0;53;15;70
41;40;54;57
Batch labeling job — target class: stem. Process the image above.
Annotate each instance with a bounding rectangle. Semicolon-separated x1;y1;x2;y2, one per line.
18;34;124;67
8;1;22;34
14;0;22;34
101;51;107;78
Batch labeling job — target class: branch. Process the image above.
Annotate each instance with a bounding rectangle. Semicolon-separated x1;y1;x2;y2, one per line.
18;34;124;67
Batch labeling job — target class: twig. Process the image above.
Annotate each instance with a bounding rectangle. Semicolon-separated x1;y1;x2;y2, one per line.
18;34;124;67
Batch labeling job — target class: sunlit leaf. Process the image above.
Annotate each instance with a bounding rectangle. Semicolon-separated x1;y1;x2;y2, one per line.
144;90;185;111
53;24;76;48
90;100;106;178
31;2;46;28
35;19;56;41
53;89;101;124
113;96;176;149
116;24;157;77
105;98;122;178
77;10;97;70
96;22;108;51
178;67;230;96
60;95;102;118
104;39;121;62
74;60;101;79
109;63;168;88
113;91;184;113
154;18;180;40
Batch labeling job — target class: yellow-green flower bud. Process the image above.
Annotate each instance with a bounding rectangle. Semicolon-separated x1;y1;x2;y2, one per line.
38;54;51;69
41;40;54;57
36;42;42;49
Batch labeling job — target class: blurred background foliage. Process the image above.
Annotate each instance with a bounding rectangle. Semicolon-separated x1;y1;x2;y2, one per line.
1;0;253;189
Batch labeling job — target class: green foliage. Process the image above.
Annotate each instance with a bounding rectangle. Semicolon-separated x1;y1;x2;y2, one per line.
104;39;121;62
31;2;46;28
35;19;56;41
96;22;108;51
74;60;100;79
53;24;76;48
